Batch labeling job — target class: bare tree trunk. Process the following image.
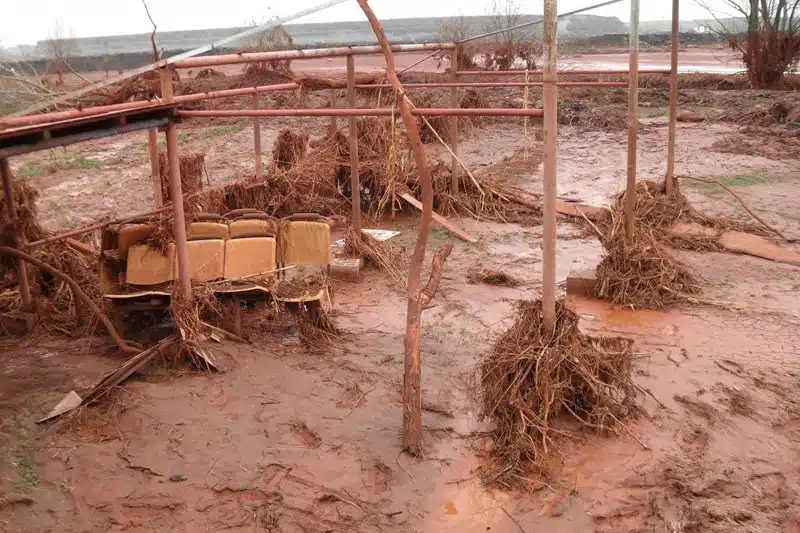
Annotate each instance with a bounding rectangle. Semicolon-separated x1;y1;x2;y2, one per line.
356;0;453;455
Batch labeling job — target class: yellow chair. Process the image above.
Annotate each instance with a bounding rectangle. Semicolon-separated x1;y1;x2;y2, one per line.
188;222;229;241
229;219;277;239
185;239;226;282
117;224;154;259
223;237;277;280
126;244;175;286
282;221;331;268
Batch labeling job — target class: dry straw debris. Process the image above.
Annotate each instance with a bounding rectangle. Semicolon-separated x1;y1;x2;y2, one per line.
159;152;205;203
593;182;701;309
481;300;639;488
466;267;520;287
272;128;309;170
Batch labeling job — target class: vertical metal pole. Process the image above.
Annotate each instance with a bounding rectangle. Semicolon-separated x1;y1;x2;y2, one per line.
328;88;337;137
158;67;174;102
1;158;32;309
625;0;640;239
253;93;263;180
147;129;162;207
166;123;192;297
665;0;679;194
346;54;362;234
542;0;558;333
450;45;460;195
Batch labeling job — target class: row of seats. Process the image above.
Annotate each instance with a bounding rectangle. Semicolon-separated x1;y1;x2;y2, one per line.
120;218;330;287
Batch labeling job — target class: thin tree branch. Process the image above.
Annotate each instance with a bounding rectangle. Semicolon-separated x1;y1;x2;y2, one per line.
142;0;160;62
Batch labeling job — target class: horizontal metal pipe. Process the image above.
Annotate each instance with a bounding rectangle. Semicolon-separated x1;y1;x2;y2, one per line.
1;100;164;129
456;69;671;76
177;107;544;118
1;78;635;130
356;81;627;88
174;82;301;103
172;42;456;69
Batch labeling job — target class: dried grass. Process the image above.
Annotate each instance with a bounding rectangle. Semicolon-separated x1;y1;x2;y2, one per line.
481;300;639;488
272;128;309;170
467;267;520;287
159;152;205;203
593;182;701;309
558;101;629;131
343;227;406;286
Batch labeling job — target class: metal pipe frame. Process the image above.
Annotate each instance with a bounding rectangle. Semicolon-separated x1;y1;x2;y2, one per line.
2;80;617;130
176;108;545;118
665;0;679;193
625;0;640;239
346;55;362;235
455;69;669;76
165;123;192;297
171;42;456;69
542;0;558;333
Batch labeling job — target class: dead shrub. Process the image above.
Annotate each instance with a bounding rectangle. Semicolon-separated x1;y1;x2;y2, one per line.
481;300;639;488
272;128;309;170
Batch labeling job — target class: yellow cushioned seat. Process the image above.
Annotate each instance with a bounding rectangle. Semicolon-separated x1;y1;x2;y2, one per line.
283;221;330;266
126;244;175;286
185;239;226;281
223;237;276;280
229;219;277;239
118;224;154;259
188;222;229;241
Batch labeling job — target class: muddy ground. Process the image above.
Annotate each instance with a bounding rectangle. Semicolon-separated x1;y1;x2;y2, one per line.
2;65;800;532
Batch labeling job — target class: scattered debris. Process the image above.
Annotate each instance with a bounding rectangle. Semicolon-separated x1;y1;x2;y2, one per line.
272;128;309;170
481;300;639;488
677;110;706;123
466;267;521;287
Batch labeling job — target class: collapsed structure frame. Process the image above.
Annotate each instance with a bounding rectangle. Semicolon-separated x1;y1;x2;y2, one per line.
0;0;679;333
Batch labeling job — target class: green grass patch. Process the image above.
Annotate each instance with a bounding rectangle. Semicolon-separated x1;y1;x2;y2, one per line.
16;161;47;178
197;125;243;139
70;155;101;169
15;154;101;177
12;457;39;493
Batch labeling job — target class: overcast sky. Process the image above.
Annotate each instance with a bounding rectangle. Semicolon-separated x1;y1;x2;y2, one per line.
3;0;737;46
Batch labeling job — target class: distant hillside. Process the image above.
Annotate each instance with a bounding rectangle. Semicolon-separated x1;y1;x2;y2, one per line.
3;14;627;63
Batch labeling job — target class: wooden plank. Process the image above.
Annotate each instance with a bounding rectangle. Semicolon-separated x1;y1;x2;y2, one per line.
399;192;476;243
555;199;607;221
670;222;800;267
719;231;800;266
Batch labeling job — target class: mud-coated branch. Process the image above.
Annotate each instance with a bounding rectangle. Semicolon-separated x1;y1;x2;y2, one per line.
421;242;454;305
0;246;139;354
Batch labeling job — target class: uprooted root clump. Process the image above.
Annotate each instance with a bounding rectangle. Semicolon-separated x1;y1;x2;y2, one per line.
481;300;639;488
593;184;701;309
466;267;520;287
273;128;309;170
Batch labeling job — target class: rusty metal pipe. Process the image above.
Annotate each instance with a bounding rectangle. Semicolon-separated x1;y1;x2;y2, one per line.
357;81;627;88
625;0;640;238
542;0;558;333
665;0;679;193
165;123;192;297
455;69;669;76
346;55;362;234
177;108;544;118
172;42;455;69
